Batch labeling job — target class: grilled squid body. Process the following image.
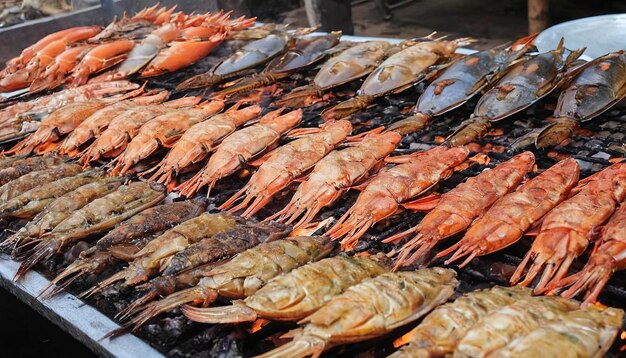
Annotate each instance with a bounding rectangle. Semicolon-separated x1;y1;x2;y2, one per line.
256;268;458;358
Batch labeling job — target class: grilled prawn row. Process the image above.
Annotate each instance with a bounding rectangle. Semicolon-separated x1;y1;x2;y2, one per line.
0;5;255;93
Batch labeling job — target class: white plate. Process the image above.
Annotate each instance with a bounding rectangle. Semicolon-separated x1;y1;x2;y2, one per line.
535;14;626;60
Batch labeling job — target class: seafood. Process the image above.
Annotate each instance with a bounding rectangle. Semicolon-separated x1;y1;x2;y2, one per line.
389;286;532;357
488;306;623;357
176;33;290;91
79;97;201;164
117;221;292;324
386;151;535;268
275;41;392;107
1;26;102;75
144;104;262;185
29;45;94;93
321;36;472;121
0;81;140;126
14;181;166;281
4;86;146;155
454;296;579;357
181;253;392;324
108;99;225;175
327;146;469;249
0;163;82;202
0;27;102;92
219;120;353;218
212;32;341;97
436;158;579;267
175;108;303;197
57;90;170;157
68;39;137;87
387;34;538;135
266;131;401;230
533;51;626;149
82;213;240;295
120;236;333;330
2;177;124;256
254;269;458;358
0;170;102;219
89;5;178;42
0;155;63;186
140;15;256;77
41;200;206;297
549;202;626;304
161;221;291;276
446;39;584;146
511;161;626;291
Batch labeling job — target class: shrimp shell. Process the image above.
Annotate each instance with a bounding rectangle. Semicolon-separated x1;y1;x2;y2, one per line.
0;155;63;186
437;158;579;267
328;146;469;249
511;162;626;291
387;151;535;268
266;131;401;230
255;268;458;358
389;286;532;358
489;306;624;358
183;253;392;324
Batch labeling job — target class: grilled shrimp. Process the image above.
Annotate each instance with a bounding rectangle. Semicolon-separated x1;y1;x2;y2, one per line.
116;221;293;321
488;306;624;357
328;146;469;249
0;155;63;186
145;104;262;185
219;120;353;218
255;269;458;358
3;177;124;256
321;36;471;120
119;236;333;331
182;253;392;324
550;202;626;304
14;182;166;281
0;170;103;219
5;86;146;155
511;161;626;291
446;39;584;146
436;158;579;267
57;90;171;157
389;286;532;357
176;108;303;197
266;131;401;231
454;296;579;357
81;213;241;296
42;200;207;297
109;100;225;176
0;163;82;202
275;41;391;107
386;151;535;268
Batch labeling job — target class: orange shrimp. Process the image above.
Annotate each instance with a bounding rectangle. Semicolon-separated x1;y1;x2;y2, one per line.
385;151;535;269
511;162;626;292
108;100;225;176
58;90;170;157
68;39;136;87
219;120;354;218
265;131;401;232
436;158;580;268
144;103;262;185
327;146;469;250
549;199;626;305
29;45;94;93
175;108;303;198
5;85;145;156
